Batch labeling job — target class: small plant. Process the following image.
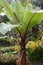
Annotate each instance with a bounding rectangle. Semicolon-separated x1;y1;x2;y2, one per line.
0;0;43;65
26;41;43;63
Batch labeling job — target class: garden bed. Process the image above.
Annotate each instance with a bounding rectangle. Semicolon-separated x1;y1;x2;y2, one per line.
0;53;17;65
0;46;18;65
0;45;43;65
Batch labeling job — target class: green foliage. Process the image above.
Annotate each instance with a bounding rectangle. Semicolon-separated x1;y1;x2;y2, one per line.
0;36;16;46
0;52;17;65
0;0;16;22
0;46;18;65
10;0;24;23
0;46;18;54
0;6;3;13
0;0;43;40
0;22;19;34
26;43;43;63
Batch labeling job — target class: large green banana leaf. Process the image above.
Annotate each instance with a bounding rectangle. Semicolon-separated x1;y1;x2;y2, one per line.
10;0;43;35
10;0;24;23
0;0;16;23
0;0;43;35
20;10;43;34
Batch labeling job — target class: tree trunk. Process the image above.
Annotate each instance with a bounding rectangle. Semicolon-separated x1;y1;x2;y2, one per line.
16;41;27;65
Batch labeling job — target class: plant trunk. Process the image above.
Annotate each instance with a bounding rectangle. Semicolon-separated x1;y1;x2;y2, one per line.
16;41;27;65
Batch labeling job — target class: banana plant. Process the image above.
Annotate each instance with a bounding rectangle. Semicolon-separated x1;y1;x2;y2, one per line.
0;0;43;65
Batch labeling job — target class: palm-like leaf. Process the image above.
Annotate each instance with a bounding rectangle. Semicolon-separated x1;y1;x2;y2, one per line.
0;0;16;23
29;10;43;30
0;22;19;35
10;0;24;23
0;0;43;36
20;10;43;35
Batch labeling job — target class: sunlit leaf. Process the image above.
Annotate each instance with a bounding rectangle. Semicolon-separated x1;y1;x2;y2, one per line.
29;10;43;30
10;0;24;22
0;0;16;23
25;3;33;10
0;0;43;37
20;10;33;34
20;10;43;35
0;22;19;35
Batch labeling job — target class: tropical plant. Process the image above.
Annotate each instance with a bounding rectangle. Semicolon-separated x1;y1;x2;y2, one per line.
0;0;43;65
